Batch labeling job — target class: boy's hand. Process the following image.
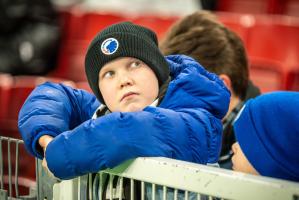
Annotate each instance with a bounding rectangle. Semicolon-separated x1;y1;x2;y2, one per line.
42;153;57;179
39;135;58;179
39;135;54;151
164;54;230;120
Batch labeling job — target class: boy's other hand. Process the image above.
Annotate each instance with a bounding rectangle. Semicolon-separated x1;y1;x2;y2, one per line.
39;135;54;151
40;135;59;179
42;156;57;179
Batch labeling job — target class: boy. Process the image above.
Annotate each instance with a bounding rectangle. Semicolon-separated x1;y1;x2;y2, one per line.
232;92;299;182
159;10;261;168
18;22;230;180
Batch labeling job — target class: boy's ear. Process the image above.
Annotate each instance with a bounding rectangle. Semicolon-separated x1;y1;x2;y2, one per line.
219;74;232;92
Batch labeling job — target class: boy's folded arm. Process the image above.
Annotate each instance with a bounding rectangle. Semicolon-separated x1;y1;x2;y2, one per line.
165;54;231;120
45;107;221;180
18;82;100;158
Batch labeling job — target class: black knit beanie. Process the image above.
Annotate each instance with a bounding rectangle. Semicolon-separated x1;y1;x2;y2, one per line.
85;22;170;103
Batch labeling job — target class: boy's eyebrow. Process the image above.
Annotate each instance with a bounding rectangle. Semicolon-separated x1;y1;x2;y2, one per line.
99;65;112;77
127;58;137;63
127;58;144;65
125;58;138;67
100;58;141;76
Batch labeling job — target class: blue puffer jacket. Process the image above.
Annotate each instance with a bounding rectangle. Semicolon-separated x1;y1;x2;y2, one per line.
18;55;230;179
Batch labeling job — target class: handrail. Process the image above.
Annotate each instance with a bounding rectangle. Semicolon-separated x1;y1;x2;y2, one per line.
52;157;299;200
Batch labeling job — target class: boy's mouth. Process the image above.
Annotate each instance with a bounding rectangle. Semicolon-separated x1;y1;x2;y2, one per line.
121;92;138;102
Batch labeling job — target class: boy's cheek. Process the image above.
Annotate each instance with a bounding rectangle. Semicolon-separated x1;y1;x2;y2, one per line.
231;148;248;172
231;153;240;171
232;151;259;175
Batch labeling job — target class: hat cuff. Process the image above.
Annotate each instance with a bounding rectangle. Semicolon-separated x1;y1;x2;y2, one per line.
233;101;297;181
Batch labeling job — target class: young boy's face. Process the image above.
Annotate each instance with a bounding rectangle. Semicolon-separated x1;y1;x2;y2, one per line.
231;142;259;175
99;57;159;112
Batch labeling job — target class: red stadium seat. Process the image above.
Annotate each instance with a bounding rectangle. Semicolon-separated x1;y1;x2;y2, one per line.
216;12;254;45
52;12;126;82
132;15;179;40
51;8;89;81
58;8;86;41
247;15;299;66
283;0;299;17
50;40;90;82
0;73;13;121
76;81;92;93
83;12;126;41
246;15;299;92
217;0;269;14
217;0;284;14
286;69;299;91
249;58;288;92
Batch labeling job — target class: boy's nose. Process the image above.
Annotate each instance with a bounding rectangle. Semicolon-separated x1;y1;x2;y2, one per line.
119;75;133;88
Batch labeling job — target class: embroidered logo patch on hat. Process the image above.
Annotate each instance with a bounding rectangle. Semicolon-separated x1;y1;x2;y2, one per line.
101;38;119;55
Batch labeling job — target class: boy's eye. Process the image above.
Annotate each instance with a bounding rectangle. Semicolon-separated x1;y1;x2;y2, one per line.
102;71;114;79
130;61;142;68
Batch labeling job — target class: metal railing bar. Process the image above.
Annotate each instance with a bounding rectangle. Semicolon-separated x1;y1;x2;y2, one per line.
130;178;134;200
152;183;156;200
163;186;167;200
14;140;20;197
7;138;12;197
118;177;123;200
141;181;144;200
0;138;3;189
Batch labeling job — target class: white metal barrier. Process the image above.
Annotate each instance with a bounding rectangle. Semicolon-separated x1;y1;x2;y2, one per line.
1;136;299;200
0;136;36;200
52;157;299;200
